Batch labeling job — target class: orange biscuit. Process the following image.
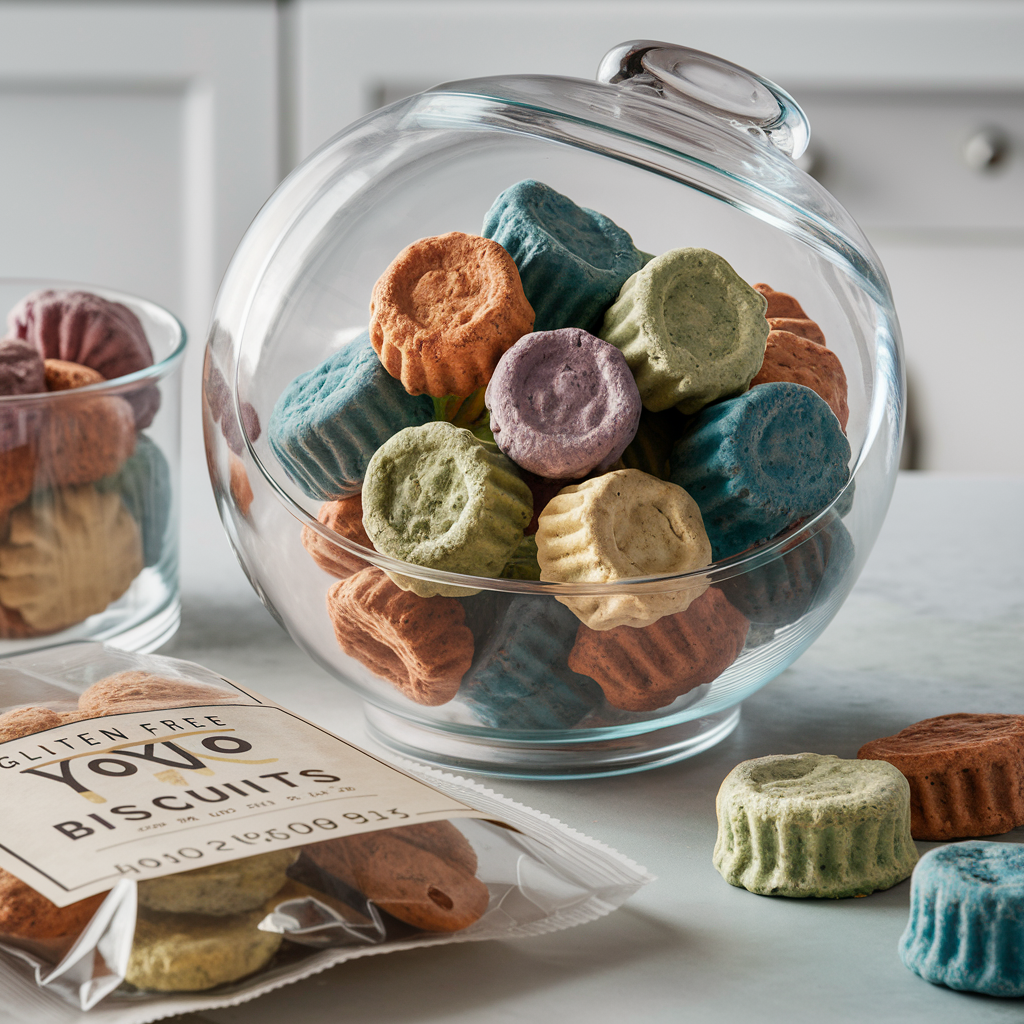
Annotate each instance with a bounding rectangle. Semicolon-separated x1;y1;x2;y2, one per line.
43;359;105;392
301;493;374;578
568;587;749;711
858;714;1024;840
750;329;849;430
37;394;136;487
0;705;65;742
369;231;535;397
228;453;254;516
0;444;35;514
78;671;238;717
305;821;488;932
0;869;105;942
325;566;473;705
754;282;827;346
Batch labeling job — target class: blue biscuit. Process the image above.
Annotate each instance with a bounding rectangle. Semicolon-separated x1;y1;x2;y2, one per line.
96;433;172;567
268;332;434;500
669;382;851;560
482;180;644;334
459;595;603;730
899;842;1024;997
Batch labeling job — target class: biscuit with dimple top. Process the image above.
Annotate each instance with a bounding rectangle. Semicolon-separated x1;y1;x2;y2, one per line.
305;821;488;932
362;421;532;598
125;904;282;991
568;587;749;710
43;359;105;391
485;328;642;478
0;486;143;632
601;248;769;414
301;493;374;579
326;567;473;706
713;752;918;898
857;714;1024;840
78;670;237;716
0;868;106;942
369;232;535;397
37;392;136;487
751;330;848;430
535;468;712;630
138;850;298;916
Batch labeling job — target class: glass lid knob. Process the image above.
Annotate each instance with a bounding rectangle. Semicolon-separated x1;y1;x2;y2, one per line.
597;40;811;159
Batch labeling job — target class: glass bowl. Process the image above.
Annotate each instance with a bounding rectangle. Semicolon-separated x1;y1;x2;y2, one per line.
204;42;904;779
0;280;184;654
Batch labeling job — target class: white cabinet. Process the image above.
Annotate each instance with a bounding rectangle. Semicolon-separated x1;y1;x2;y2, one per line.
0;2;279;588
291;0;1024;473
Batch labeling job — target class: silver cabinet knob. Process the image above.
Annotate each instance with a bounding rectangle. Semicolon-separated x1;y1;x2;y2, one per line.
963;129;1010;172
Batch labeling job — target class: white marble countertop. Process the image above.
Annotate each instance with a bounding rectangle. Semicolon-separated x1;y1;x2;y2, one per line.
136;471;1023;1024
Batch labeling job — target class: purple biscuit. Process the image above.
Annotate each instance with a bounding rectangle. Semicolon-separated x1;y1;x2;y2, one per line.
485;328;641;479
0;337;45;397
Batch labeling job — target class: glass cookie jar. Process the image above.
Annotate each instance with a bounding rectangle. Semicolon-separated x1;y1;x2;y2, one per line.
204;41;904;778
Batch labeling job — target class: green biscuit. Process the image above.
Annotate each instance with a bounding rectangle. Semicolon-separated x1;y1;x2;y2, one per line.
363;421;532;598
713;752;919;898
600;247;769;414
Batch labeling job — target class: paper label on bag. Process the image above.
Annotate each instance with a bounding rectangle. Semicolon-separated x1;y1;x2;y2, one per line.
0;690;484;907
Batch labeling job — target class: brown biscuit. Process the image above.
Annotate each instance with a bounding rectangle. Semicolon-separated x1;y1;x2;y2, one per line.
305;821;488;932
750;329;849;430
78;670;237;717
228;453;254;516
369;231;535;397
568;587;749;711
37;393;136;487
0;602;42;640
326;567;473;706
0;445;36;515
754;282;827;346
301;494;374;578
0;868;105;942
0;705;65;742
43;359;105;391
858;714;1024;840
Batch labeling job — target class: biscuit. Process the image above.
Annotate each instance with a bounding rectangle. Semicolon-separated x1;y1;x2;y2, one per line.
301;494;374;578
43;359;105;391
601;248;769;414
125;905;282;991
37;393;136;487
325;567;473;706
460;595;603;728
138;850;298;916
0;868;106;942
567;587;748;711
0;705;65;741
369;232;535;397
362;421;532;598
751;330;849;430
481;179;644;333
669;382;851;560
754;282;827;346
8;289;159;428
0;445;36;515
0;602;41;640
857;714;1024;840
77;670;237;717
0;337;45;396
899;842;1024;997
0;486;143;633
535;469;711;629
485;328;642;478
713;752;918;898
228;453;254;516
268;331;434;500
304;821;489;932
96;433;172;567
